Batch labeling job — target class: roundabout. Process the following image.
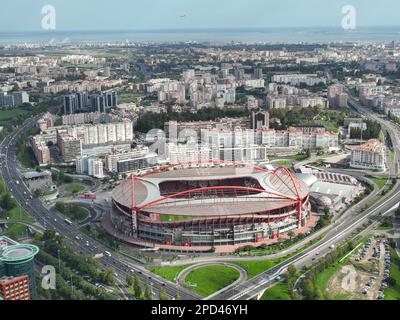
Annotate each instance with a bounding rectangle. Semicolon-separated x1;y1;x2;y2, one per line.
176;262;247;297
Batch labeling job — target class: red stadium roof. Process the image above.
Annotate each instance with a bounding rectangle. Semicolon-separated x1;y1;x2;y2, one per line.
112;161;309;217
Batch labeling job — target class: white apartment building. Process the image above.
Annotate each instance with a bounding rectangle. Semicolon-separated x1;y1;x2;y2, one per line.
64;121;133;147
266;96;287;109
88;158;104;178
105;147;151;172
271;74;326;86
30;135;51;166
76;156;104;178
350;139;386;170
201;127;338;151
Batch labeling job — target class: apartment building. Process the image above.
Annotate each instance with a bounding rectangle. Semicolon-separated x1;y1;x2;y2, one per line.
350;139;386;170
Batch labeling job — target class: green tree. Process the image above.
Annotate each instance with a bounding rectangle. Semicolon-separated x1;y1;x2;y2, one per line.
287;264;297;279
133;276;142;299
1;192;16;210
102;267;116;286
34;189;44;198
158;287;169;300
126;274;134;288
144;283;152;300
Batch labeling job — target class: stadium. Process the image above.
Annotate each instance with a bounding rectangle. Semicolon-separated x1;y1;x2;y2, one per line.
109;161;311;248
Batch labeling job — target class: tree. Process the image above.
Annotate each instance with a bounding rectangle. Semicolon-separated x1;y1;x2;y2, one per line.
126;274;134;288
133;276;142;299
287;230;295;240
158;287;168;300
102;267;115;286
287;264;297;279
34;189;44;198
144;283;152;300
302;278;315;300
387;276;396;287
1;192;15;211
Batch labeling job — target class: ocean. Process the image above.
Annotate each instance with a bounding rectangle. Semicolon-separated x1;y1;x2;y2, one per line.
1;27;400;46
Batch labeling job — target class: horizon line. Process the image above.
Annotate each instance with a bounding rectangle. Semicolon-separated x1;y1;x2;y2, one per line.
2;25;400;34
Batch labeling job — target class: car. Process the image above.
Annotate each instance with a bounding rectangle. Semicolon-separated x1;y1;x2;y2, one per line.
315;252;319;256
54;218;57;222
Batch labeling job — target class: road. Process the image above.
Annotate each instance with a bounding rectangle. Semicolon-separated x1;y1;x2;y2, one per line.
207;98;400;300
0;116;200;301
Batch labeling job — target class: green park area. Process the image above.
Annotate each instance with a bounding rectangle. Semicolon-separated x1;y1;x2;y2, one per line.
119;92;143;104
184;265;240;297
55;202;89;223
64;184;86;194
384;247;400;300
261;281;292;300
371;177;388;189
0;107;31;123
147;264;192;282
232;258;286;279
160;214;192;222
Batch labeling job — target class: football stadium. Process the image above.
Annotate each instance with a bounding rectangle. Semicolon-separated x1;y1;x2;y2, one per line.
109;161;311;248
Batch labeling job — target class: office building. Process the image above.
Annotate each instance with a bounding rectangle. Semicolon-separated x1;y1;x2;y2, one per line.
0;275;30;300
0;236;39;300
252;110;270;129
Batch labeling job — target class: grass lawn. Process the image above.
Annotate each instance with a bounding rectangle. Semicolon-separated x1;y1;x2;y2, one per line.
260;281;292;300
160;215;193;222
55;202;89;223
273;160;294;167
119;92;143;104
0;108;31;123
313;236;370;299
1;223;29;239
371;177;388;189
7;205;35;223
184;265;240;297
64;184;85;193
147;264;192;282
384;247;400;300
232;258;285;279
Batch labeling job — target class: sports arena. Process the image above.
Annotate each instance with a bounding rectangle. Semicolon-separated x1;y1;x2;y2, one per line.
109;161;311;248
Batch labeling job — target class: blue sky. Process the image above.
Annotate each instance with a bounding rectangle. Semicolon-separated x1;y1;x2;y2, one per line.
0;0;399;31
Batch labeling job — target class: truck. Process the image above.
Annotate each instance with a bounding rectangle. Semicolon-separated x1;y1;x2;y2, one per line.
93;253;104;259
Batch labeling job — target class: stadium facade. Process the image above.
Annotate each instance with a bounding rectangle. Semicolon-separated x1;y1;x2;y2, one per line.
109;161;311;248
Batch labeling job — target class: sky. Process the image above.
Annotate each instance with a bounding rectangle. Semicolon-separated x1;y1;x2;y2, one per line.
0;0;399;32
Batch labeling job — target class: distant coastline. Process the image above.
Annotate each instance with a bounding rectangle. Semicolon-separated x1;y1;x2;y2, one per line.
1;26;400;46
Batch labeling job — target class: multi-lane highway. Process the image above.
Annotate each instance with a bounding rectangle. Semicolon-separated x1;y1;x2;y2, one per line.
2;101;399;301
0;116;200;301
207;99;400;300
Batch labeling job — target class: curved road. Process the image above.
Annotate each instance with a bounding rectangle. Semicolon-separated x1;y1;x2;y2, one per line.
0;116;200;301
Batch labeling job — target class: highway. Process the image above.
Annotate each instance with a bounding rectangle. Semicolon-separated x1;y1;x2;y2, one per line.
0;116;200;301
2;101;399;301
206;98;400;300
